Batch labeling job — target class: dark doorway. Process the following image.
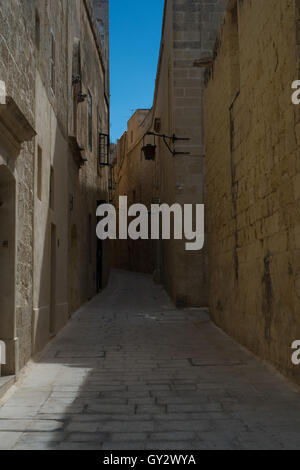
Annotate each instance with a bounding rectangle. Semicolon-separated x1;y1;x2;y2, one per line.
0;166;16;375
97;238;103;292
50;223;56;336
71;224;79;313
96;200;106;292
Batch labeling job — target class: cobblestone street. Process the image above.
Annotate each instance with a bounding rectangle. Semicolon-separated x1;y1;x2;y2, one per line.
0;270;299;450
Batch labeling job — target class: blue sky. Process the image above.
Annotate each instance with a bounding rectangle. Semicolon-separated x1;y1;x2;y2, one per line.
109;0;165;143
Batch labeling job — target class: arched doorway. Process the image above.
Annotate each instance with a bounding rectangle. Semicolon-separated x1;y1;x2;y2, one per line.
71;225;79;313
0;165;16;376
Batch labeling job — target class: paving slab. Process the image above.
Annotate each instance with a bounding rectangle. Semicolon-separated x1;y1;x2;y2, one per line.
0;270;299;450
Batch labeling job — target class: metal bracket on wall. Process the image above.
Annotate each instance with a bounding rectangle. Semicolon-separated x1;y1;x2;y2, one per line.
146;132;190;156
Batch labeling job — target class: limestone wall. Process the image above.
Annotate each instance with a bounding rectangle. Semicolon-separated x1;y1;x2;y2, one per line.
0;0;35;373
33;0;110;354
205;0;300;384
0;0;110;374
152;0;226;306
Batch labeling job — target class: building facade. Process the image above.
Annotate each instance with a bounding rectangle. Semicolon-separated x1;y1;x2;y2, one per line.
0;0;36;377
150;0;226;307
114;0;226;307
0;0;110;383
113;109;155;274
204;0;300;384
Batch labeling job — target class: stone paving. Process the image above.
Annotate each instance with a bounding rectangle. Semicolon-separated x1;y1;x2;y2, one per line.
0;270;300;450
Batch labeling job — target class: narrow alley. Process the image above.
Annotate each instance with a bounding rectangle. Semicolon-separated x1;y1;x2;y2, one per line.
0;270;299;450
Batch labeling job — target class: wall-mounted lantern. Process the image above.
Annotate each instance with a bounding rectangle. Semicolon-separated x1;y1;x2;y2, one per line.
142;131;190;161
141;133;156;161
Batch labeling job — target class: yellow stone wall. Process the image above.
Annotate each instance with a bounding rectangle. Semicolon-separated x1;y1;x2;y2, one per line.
150;0;226;307
205;0;300;384
113;110;155;274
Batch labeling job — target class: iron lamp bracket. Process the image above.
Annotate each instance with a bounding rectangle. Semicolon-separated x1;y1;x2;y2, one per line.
146;132;190;156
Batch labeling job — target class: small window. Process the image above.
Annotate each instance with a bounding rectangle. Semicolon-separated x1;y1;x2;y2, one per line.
37;146;42;201
229;3;240;96
50;30;56;93
49;166;54;210
97;19;105;39
35;10;40;50
88;91;93;151
154;118;161;133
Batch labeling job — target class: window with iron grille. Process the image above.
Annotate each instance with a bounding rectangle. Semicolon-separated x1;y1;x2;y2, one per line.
99;132;109;166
